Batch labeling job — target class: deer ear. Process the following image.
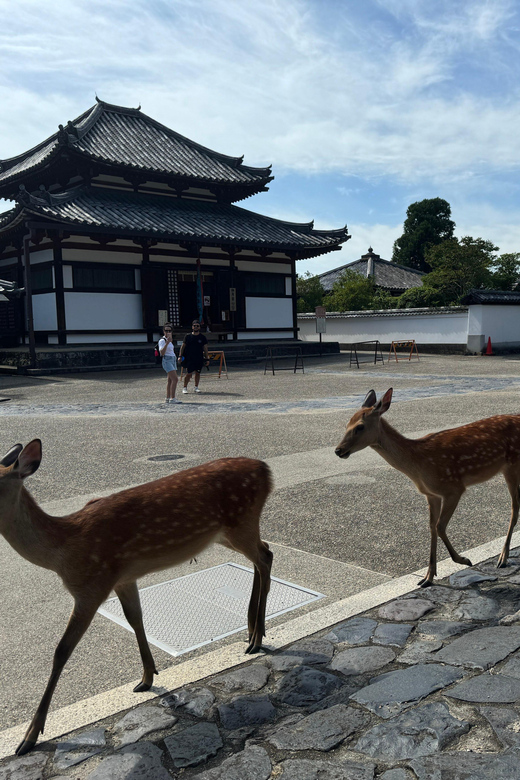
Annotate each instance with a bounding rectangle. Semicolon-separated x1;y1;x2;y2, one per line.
362;390;377;408
374;388;393;415
0;444;23;467
14;439;42;478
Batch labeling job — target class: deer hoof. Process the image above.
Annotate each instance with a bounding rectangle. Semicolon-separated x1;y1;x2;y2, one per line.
418;577;433;588
245;642;262;654
15;738;36;756
133;681;152;693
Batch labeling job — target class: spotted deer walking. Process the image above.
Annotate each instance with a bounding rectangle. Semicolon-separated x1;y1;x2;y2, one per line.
335;388;520;587
0;440;273;755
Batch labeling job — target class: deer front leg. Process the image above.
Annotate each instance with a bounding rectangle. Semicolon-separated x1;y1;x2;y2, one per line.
115;582;158;691
436;492;471;570
16;598;102;755
418;495;441;588
498;470;520;567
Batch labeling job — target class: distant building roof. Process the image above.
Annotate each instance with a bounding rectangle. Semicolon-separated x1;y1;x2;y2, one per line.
318;247;424;293
0;100;273;199
0;185;349;253
461;289;520;305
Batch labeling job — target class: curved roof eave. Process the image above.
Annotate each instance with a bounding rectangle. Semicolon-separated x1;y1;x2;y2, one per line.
0;101;273;186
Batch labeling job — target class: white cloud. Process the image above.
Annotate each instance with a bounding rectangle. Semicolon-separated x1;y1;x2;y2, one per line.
1;0;520;190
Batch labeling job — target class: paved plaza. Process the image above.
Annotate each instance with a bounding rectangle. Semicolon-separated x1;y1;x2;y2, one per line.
2;352;520;776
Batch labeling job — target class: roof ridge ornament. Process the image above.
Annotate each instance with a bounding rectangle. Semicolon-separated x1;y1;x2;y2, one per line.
17;184;31;205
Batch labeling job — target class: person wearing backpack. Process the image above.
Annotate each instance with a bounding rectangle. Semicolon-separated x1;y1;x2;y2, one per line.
158;323;180;404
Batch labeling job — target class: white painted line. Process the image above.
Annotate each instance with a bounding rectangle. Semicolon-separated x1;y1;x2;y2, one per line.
2;529;517;759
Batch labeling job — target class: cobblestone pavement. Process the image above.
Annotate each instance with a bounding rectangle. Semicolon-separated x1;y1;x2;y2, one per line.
1;375;520;416
5;552;520;778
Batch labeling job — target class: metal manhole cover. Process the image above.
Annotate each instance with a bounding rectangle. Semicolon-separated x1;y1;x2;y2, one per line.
98;563;324;656
147;454;185;462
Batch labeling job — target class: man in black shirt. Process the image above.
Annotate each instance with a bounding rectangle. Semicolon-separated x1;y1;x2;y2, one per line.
180;320;210;394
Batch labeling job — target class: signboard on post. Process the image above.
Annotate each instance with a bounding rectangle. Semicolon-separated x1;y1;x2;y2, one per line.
316;318;326;334
229;288;237;312
315;306;326;334
315;306;326;355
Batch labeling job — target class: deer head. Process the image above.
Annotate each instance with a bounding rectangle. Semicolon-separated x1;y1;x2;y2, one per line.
0;440;41;523
335;388;393;459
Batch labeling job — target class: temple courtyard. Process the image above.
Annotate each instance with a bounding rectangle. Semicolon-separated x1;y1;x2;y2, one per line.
1;351;520;774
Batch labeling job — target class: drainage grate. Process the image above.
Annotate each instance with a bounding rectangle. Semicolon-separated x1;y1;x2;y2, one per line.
98;563;323;656
147;454;185;462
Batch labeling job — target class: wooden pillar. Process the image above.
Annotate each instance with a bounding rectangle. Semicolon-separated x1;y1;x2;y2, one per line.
228;249;238;340
53;235;67;345
23;230;37;368
290;254;298;340
141;243;152;342
15;241;25;344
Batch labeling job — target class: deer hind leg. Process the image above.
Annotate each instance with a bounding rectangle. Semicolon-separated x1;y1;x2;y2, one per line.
498;467;520;567
115;581;158;692
16;596;104;756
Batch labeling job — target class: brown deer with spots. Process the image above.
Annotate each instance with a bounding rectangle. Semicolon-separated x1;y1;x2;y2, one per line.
335;388;520;587
0;440;273;755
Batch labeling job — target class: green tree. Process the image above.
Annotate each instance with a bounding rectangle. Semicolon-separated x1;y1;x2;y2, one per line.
491;253;520;290
397;285;445;309
421;236;497;305
371;288;396;310
392;198;455;272
325;270;375;311
296;272;325;313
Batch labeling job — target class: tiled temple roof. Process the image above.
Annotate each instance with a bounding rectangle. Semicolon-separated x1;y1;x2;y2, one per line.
0;101;273;195
318;247;424;292
461;289;520;305
1;185;349;253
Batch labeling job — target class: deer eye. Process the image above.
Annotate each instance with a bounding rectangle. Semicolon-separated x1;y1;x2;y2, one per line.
355;424;365;434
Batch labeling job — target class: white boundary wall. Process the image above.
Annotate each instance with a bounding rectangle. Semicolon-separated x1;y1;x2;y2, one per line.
298;305;520;352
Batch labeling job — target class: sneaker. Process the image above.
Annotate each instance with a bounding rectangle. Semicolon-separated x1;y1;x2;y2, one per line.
182;387;188;394
194;387;201;393
170;398;181;404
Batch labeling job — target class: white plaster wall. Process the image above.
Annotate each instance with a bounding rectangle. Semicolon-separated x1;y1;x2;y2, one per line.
237;331;292;340
298;310;468;344
235;260;291;273
67;333;147;344
64;293;143;329
30;249;53;264
475;306;520;346
62;248;141;264
246;297;293;329
32;293;57;330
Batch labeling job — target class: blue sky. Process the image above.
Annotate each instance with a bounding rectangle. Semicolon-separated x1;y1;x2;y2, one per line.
1;0;520;274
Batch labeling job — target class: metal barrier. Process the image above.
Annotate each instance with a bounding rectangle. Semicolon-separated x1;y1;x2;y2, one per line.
264;347;304;375
349;340;384;369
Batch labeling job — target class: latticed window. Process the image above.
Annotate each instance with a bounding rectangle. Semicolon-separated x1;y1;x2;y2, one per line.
31;267;53;290
73;266;135;291
243;272;285;295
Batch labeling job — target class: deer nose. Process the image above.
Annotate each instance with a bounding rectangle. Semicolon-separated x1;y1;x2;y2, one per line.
335;447;349;459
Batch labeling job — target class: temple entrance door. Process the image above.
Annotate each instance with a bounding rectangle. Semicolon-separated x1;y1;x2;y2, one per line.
178;279;198;326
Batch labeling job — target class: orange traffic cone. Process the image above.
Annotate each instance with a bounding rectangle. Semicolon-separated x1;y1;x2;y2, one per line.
485;337;493;356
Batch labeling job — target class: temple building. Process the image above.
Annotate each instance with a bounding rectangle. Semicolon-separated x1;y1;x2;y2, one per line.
318;247;424;298
0;100;349;349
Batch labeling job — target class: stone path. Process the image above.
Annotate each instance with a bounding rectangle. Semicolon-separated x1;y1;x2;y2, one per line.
2;375;520;417
5;551;520;778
